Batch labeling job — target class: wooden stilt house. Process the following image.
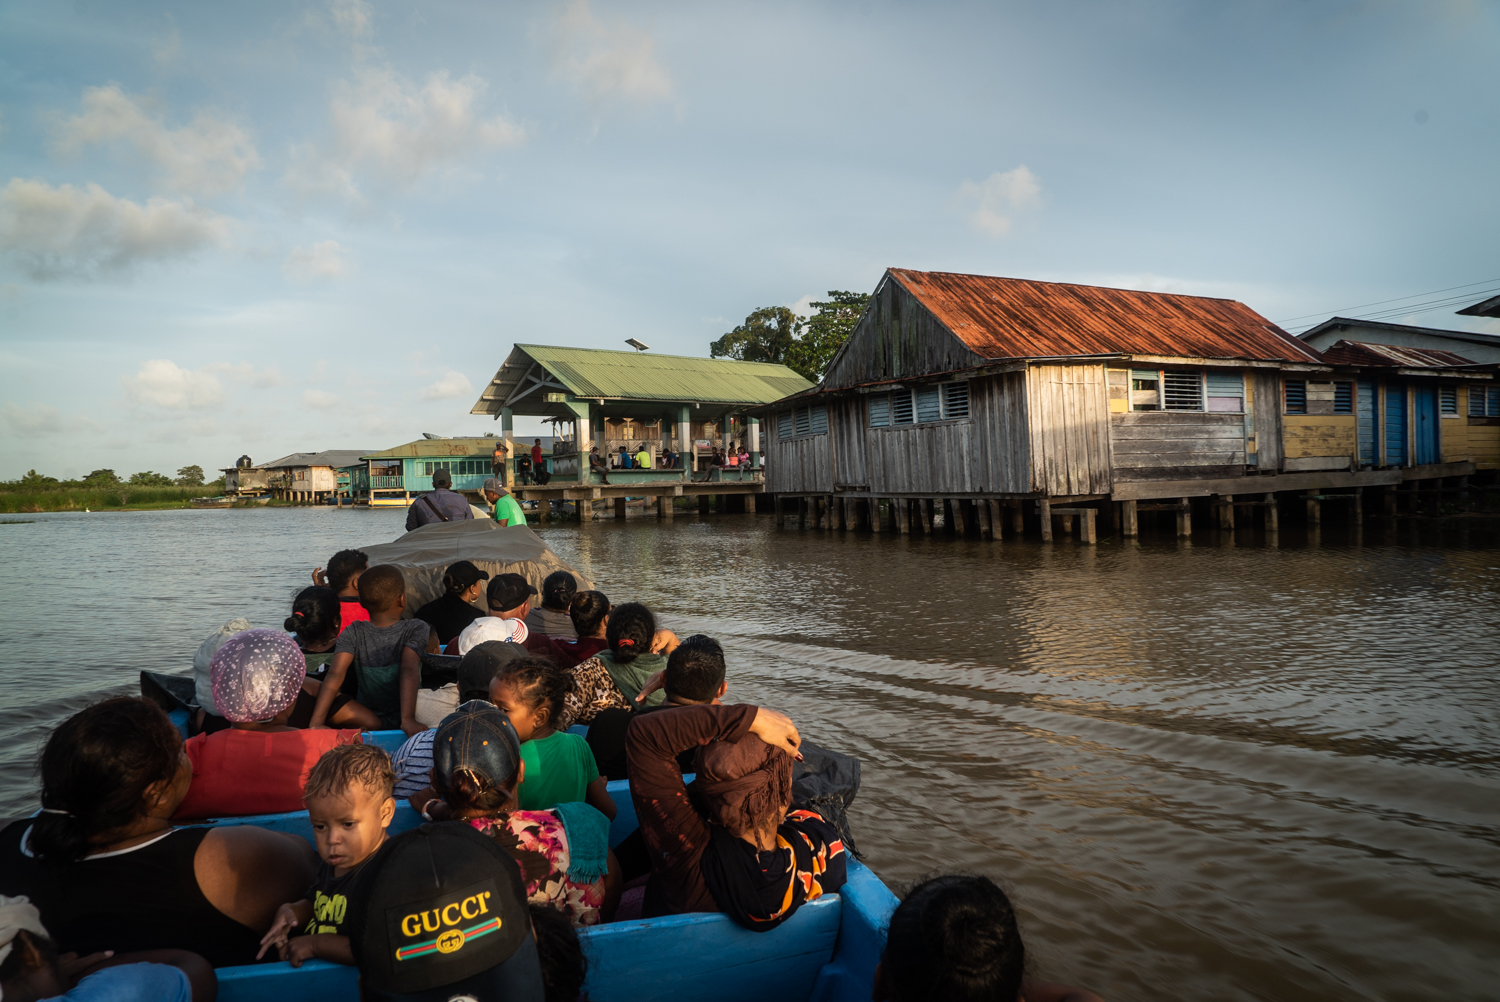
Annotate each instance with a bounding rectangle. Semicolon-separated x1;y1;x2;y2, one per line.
760;268;1492;538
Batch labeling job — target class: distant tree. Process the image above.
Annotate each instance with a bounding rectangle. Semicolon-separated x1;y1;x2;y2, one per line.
786;291;870;382
128;471;175;486
175;465;205;486
711;293;870;383
710;306;803;368
82;469;120;485
16;469;58;487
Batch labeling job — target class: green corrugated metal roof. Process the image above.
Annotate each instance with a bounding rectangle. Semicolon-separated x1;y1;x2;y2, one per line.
363;437;503;460
475;345;813;414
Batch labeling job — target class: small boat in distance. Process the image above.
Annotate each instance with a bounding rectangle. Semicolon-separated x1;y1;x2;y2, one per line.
189;496;233;509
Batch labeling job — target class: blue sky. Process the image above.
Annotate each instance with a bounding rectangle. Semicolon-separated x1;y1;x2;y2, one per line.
1;0;1497;479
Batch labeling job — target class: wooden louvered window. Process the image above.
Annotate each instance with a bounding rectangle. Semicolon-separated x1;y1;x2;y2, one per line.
1205;372;1243;413
914;386;942;422
1471;386;1500;418
1334;382;1353;414
1440;387;1458;415
1284;379;1307;414
942;382;970;418
868;383;969;426
891;390;914;425
1162;371;1204;411
783;404;829;438
869;395;890;428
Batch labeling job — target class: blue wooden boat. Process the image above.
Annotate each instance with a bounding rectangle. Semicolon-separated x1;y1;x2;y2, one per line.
148;690;897;1002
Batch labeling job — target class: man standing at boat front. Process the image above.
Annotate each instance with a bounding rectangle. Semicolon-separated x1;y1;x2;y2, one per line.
406;468;474;531
483;478;528;528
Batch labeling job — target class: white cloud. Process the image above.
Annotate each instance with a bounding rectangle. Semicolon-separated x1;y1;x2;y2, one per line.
0;179;230;280
53;85;261;197
958;166;1042;237
788;293;817;318
303;389;342;410
549;0;673;105
151;29;181;67
121;359;225;410
210;361;285;388
1;401;102;435
330;0;373;39
420;370;474;401
286;68;523;203
282;240;350;283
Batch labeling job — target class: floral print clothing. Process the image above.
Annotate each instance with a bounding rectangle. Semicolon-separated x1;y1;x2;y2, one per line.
560;657;630;729
467;810;606;927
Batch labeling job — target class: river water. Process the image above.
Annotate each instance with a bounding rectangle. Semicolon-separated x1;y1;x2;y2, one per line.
1;507;1497;1001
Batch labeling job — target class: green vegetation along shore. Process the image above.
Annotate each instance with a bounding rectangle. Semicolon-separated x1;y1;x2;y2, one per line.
1;466;226;513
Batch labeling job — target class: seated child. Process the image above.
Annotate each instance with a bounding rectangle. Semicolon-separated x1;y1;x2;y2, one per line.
313;549;370;635
429;702;620;927
0;895;214;1002
174;629;364;819
489;657;615;821
876;874;1105;1002
258;744;396;969
313;565;430;736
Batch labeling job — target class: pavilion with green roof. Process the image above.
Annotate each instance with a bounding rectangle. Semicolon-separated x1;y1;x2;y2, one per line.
470;344;813;485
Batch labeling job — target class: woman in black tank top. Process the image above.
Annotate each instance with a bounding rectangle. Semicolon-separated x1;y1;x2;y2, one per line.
0;698;317;967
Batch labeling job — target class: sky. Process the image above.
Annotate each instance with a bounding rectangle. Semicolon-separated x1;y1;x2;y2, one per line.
1;0;1497;480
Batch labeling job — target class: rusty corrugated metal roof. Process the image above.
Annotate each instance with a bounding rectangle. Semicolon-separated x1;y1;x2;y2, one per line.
1319;339;1475;368
887;268;1323;364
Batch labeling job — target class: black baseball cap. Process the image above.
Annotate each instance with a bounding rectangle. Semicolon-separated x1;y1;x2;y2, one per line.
443;560;489;593
431;468;452;488
486;573;537;612
347;822;543;1001
456;642;527;702
433;700;522;791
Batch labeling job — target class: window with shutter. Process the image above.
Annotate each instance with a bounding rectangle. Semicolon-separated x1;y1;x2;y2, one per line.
1490;387;1500;417
1285;380;1307;414
1131;369;1160;411
1334;382;1353;414
810;405;828;434
778;411;793;439
942;381;970;418
869;394;890;427
915;386;941;422
1163;371;1203;411
794;408;811;436
1440;386;1457;415
1205;372;1243;412
892;390;914;424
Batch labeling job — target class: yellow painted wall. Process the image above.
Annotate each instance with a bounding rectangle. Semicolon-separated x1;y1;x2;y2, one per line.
1282;415;1356;459
1456;386;1500;469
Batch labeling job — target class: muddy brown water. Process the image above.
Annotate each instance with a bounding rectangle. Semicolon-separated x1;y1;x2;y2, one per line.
1;507;1497;1000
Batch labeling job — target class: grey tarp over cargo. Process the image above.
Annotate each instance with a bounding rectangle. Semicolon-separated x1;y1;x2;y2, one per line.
360;518;593;618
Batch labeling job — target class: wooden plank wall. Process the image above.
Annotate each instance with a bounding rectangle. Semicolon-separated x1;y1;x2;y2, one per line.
1110;412;1247;482
1250;371;1282;471
1458;385;1500;468
822;277;984;390
831;397;868;487
762;413;833;493
1027;365;1112;495
1282;416;1356;461
855;370;1030;494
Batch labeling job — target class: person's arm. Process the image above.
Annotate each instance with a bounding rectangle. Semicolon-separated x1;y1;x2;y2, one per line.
196;827;318;934
75;950;218;1002
584;776;616;821
1022;982;1106;1002
398;644;422;736
624;704;758;845
424;625;440;654
404;504;419;532
257;900;312;960
285;934;354;968
650;629;680;656
309;652;353;728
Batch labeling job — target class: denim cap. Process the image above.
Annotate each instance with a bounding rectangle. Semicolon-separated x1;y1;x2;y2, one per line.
210;628;307;723
433;700;521;788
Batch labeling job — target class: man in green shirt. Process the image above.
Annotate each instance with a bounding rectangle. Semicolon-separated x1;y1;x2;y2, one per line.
634;445;653;469
482;478;527;527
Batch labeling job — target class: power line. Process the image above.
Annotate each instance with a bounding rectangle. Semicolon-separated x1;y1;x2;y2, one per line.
1275;277;1500;326
1283;285;1500;334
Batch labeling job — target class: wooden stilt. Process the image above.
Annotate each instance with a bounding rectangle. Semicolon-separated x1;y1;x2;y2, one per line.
1217;495;1235;530
798;497;808;528
917;499;932;534
658;494;673;520
1121;500;1139;537
896;499;909;534
953;500;969;535
614;497;626;520
978;499;993;539
1176;497;1191;537
1038;498;1052;541
1265;492;1279;532
1080;507;1097;544
775;496;786;527
1352;487;1363;522
1305;490;1321;525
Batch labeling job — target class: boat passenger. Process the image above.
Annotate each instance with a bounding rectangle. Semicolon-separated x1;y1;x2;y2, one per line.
404;468;474;531
524;571;577;639
398;642;527;813
586;633;728;781
429;702;621;927
544;591;611;670
489;658;615;821
313;565;427;736
413;560;489;648
257;744;396;969
311;549;370;635
0;698;317;968
876;875;1105;1002
624;702;847;927
0;895;215;1002
280;588;382;731
527;900;587;1002
561;603;676;728
175;629;365;819
453;574;533;655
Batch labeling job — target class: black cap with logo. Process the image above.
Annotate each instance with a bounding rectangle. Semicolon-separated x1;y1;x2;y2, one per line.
486;573;537;612
347;822;543;1001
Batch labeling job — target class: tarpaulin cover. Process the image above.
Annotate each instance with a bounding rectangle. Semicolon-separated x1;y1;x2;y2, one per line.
360;519;593;617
